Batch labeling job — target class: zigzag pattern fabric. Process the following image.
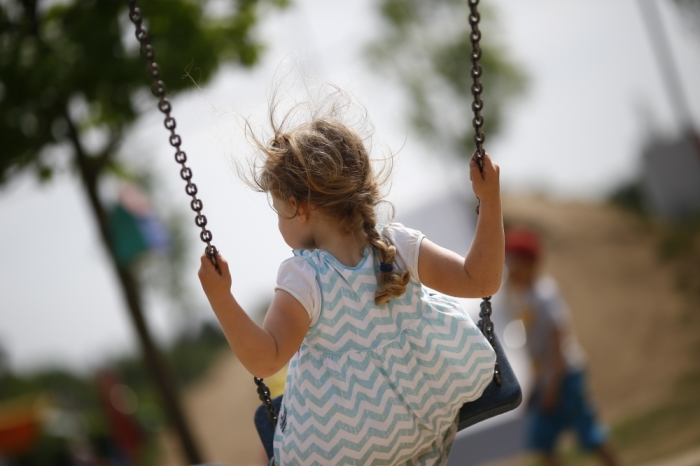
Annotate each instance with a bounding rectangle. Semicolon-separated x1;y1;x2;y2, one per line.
273;245;496;465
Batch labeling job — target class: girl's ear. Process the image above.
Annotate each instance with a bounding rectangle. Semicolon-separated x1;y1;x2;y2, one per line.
287;197;315;223
295;199;311;223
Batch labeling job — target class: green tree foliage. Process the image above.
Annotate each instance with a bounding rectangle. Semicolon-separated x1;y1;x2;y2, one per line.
0;0;286;182
368;0;526;159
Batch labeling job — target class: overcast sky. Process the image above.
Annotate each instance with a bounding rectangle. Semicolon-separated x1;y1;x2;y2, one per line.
1;0;699;373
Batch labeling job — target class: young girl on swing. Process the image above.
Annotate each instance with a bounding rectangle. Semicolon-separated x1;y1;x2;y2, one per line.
198;97;504;465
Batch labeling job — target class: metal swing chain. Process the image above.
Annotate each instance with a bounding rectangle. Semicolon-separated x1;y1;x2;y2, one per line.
468;0;502;387
125;1;215;261
124;0;280;426
468;0;486;176
255;376;278;426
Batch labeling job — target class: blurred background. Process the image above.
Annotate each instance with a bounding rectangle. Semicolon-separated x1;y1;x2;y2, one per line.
1;0;699;465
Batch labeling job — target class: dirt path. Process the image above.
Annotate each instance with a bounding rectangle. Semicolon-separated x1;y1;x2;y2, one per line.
156;355;268;466
641;446;700;466
156;196;698;465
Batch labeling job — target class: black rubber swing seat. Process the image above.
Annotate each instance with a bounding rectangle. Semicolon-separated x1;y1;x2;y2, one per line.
457;331;522;431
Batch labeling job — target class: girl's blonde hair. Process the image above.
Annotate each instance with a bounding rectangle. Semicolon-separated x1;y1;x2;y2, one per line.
247;93;409;305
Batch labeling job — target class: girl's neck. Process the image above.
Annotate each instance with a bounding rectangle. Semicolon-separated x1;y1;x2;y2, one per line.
311;216;366;267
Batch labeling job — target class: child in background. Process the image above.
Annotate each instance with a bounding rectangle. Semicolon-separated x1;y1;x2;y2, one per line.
504;227;618;466
198;98;503;465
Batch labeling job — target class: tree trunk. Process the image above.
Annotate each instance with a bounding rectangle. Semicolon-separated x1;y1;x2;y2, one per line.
66;115;204;464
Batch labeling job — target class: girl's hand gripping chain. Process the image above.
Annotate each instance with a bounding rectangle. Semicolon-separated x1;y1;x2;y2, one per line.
198;251;232;306
470;152;500;205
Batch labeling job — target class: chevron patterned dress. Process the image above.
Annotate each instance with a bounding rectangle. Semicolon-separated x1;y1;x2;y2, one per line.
273;233;497;465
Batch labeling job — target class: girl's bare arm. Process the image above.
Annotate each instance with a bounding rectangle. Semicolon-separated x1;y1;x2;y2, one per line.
417;153;504;298
198;253;310;378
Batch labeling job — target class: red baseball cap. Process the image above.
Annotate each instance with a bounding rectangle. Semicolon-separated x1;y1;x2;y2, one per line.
505;227;541;260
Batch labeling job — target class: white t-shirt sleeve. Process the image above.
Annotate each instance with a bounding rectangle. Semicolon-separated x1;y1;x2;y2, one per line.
275;256;322;326
382;223;425;283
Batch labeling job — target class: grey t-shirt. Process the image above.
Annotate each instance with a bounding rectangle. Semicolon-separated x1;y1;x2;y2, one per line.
505;275;586;381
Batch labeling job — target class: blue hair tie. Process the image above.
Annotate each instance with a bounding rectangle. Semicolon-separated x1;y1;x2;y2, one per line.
379;262;393;273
